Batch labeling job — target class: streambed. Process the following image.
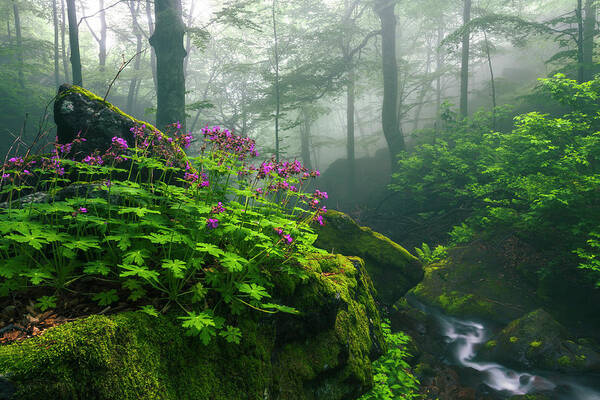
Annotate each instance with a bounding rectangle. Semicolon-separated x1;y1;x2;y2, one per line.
408;298;600;399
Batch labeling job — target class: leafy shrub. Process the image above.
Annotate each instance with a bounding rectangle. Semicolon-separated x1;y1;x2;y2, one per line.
414;243;447;265
0;123;329;343
359;320;421;400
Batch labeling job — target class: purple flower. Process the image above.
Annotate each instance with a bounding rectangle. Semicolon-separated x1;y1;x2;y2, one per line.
206;218;219;229
274;228;284;236
212;202;226;214
2;173;10;179
315;215;324;226
283;234;293;244
200;180;210;187
79;207;87;213
111;136;129;149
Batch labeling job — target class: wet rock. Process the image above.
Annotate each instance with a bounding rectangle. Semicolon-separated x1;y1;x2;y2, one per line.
480;309;600;373
315;210;423;304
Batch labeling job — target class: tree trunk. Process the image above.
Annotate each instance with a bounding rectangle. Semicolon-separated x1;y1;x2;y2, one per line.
375;0;403;168
66;0;82;86
272;0;281;161
6;16;10;43
149;0;187;130
99;0;107;71
184;0;195;78
60;0;70;84
146;0;158;94
577;0;585;83
435;24;443;129
412;46;433;132
583;0;596;82
459;0;471;118
12;0;24;88
347;67;356;193
483;30;496;130
53;0;60;88
300;108;313;170
127;1;143;114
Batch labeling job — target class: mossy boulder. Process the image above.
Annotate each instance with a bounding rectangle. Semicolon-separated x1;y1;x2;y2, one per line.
408;245;540;324
0;255;384;400
315;210;422;304
480;309;600;373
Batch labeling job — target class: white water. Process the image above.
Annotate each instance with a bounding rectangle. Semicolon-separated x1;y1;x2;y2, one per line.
432;310;600;399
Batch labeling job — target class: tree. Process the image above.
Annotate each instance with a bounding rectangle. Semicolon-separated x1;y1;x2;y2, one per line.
12;0;24;88
272;0;281;161
66;0;82;86
582;0;596;81
375;0;404;166
52;0;60;88
149;0;187;130
459;0;471;118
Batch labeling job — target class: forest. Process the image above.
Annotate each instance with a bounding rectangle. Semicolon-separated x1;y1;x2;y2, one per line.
0;0;600;399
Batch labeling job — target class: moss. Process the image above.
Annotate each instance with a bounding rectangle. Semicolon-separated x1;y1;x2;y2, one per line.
529;340;542;348
1;253;384;400
314;210;423;304
485;340;497;348
510;336;520;343
557;355;572;367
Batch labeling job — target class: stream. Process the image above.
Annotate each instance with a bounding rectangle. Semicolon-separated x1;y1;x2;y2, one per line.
408;298;600;399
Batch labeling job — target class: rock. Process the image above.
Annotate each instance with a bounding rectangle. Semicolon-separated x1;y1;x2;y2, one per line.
408;245;540;324
0;254;384;400
315;210;423;304
55;84;176;157
0;376;15;400
480;309;600;373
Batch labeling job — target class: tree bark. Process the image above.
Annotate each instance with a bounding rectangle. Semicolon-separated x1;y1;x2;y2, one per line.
66;0;82;86
346;67;356;193
146;0;158;94
375;0;403;168
60;0;70;84
53;0;60;88
272;0;281;161
435;24;444;129
300;108;313;170
459;0;471;118
149;0;187;130
483;30;496;130
583;0;596;82
577;0;585;83
412;46;433;132
12;0;24;88
99;0;107;70
184;0;195;78
127;0;143;114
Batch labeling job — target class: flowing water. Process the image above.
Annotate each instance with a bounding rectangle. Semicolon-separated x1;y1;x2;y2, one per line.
408;298;600;399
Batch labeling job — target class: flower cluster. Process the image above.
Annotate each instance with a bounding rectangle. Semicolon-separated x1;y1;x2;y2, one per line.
201;126;259;161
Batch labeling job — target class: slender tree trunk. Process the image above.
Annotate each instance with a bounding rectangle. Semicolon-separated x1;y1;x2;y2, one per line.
12;0;24;88
483;30;497;130
184;0;195;78
300;108;313;170
146;0;158;94
127;1;143;114
53;0;60;87
99;0;107;71
459;0;471;118
435;24;443;129
272;0;281;161
60;0;70;83
413;46;433;132
66;0;82;86
6;17;10;43
347;67;356;193
577;0;585;83
149;0;186;130
583;0;596;81
375;0;403;169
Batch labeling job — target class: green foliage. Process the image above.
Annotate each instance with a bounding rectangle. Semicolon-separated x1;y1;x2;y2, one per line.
359;321;421;400
0;123;327;342
414;243;447;265
391;75;600;287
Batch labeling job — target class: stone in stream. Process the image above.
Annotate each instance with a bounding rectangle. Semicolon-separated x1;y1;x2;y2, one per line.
480;309;600;373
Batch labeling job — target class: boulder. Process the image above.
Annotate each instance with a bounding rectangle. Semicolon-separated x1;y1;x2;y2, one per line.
0;255;384;400
315;210;423;304
480;309;600;373
408;245;540;324
55;84;167;156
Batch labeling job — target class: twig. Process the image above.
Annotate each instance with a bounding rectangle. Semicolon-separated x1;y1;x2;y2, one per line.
104;48;147;102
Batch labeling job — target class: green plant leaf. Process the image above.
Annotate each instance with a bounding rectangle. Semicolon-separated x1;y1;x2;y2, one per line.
92;289;119;306
238;283;270;301
118;264;160;283
161;259;187;279
36;295;57;311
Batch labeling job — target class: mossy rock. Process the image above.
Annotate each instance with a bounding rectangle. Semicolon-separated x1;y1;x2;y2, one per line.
408;245;540;324
0;255;384;400
315;210;423;304
480;309;600;373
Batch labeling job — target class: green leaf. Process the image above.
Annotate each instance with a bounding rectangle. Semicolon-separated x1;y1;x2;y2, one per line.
83;260;111;276
36;295;57;311
238;283;270;301
196;242;225;257
161;259;187;279
118;206;161;218
262;303;299;314
139;305;159;317
118;264;160;283
92;289;119;306
219;326;242;344
63;237;101;251
20;270;53;285
221;252;248;272
124;249;151;266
